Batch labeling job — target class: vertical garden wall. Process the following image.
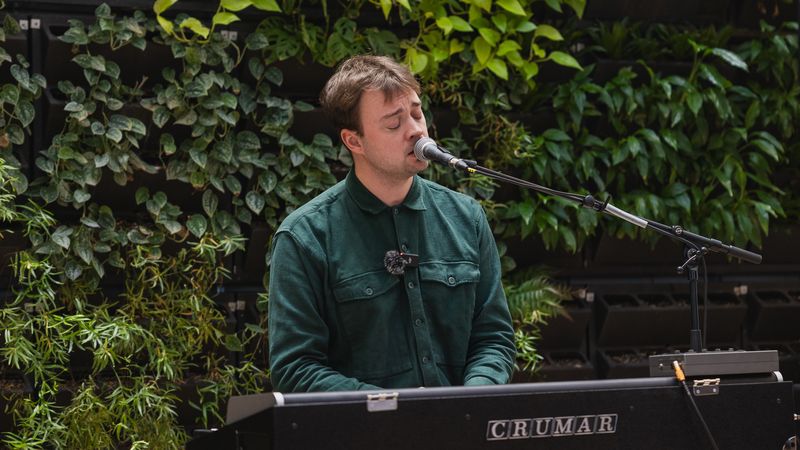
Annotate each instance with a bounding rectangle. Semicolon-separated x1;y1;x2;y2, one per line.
0;0;798;447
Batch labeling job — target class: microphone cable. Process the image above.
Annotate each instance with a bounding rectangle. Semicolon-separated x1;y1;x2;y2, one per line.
671;361;720;450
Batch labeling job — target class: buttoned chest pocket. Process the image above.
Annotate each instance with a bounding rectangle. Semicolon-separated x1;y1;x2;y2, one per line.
419;261;480;367
333;271;412;380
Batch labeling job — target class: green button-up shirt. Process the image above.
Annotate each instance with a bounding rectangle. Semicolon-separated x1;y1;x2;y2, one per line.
268;171;515;392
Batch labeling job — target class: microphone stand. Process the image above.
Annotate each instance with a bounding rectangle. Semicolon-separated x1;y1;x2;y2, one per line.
456;159;762;353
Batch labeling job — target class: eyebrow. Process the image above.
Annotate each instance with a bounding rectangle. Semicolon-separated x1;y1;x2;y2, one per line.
380;101;422;120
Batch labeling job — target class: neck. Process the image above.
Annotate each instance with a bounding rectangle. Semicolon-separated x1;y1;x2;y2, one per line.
354;166;414;207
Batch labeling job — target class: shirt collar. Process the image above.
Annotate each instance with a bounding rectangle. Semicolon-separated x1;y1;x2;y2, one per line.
345;170;427;214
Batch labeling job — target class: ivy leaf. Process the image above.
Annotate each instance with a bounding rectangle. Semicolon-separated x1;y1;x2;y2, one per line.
687;90;703;115
179;18;210;39
237;130;261;150
487;58;508;79
534;24;563;41
436;17;454;35
496;40;521;56
187;214;208;238
190;148;208;168
516;21;536;33
259;171;278;193
73;189;91;204
65;260;83;281
472;37;491;65
548;51;582;70
175;110;198;126
264;67;283;86
544;0;562;12
0;85;19;104
202;190;219;217
153;0;178;14
563;0;586;17
80;217;100;228
472;0;491;12
10;64;31;91
380;0;392;19
289;149;305;166
106;127;123;143
74;238;94;265
15;101;35;127
449;16;473;32
160;133;176;155
396;0;411;10
496;0;526;15
160;220;182;234
153;106;170;128
91;121;106;135
220;0;252;11
212;12;240;26
52;226;73;249
478;28;500;46
157;15;174;35
224;175;242;196
251;0;282;11
245;32;269;50
522;61;538;80
246;191;266;214
135;187;149;205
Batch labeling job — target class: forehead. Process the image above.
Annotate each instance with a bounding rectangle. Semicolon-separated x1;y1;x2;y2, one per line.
360;88;420;113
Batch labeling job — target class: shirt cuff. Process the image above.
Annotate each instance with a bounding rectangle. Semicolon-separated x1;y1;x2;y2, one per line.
464;375;496;386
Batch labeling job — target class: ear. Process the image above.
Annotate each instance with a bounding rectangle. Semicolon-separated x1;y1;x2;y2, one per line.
341;128;364;155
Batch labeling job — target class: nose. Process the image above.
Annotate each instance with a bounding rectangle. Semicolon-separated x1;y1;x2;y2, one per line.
407;116;427;142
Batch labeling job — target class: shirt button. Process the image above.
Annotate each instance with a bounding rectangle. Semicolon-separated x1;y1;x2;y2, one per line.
365;287;373;295
407;281;415;289
392;208;399;215
447;276;456;285
422;356;430;364
414;318;423;327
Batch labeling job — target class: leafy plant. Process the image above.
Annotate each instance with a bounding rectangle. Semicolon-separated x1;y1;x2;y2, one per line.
504;268;570;372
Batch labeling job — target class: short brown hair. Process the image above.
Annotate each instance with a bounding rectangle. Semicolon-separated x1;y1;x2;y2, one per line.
320;55;421;134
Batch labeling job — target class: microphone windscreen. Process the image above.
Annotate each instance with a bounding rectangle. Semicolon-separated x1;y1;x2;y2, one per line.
413;137;436;162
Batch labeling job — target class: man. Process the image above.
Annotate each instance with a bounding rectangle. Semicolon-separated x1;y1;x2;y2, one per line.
267;55;515;392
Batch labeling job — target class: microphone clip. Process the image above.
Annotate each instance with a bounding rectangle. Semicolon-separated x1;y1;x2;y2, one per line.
383;250;419;276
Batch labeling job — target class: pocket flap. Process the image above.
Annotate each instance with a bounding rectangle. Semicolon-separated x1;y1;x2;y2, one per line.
333;270;399;302
419;261;480;286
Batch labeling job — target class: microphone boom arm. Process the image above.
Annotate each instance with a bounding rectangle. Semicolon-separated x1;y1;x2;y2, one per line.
458;160;761;265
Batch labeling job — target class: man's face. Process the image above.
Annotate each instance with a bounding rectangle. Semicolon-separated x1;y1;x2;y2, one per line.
342;88;429;184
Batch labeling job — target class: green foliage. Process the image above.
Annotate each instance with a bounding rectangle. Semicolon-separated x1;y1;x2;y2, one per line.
486;20;797;251
504;268;570;372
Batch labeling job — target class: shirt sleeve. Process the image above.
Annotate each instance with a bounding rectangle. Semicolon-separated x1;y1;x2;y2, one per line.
268;231;381;392
462;204;516;385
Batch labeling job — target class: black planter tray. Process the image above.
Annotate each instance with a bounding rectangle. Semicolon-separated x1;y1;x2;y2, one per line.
595;293;690;348
747;290;800;341
537;298;591;351
673;291;748;347
514;350;595;383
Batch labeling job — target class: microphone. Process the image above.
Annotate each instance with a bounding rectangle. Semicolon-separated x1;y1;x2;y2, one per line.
413;137;469;171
